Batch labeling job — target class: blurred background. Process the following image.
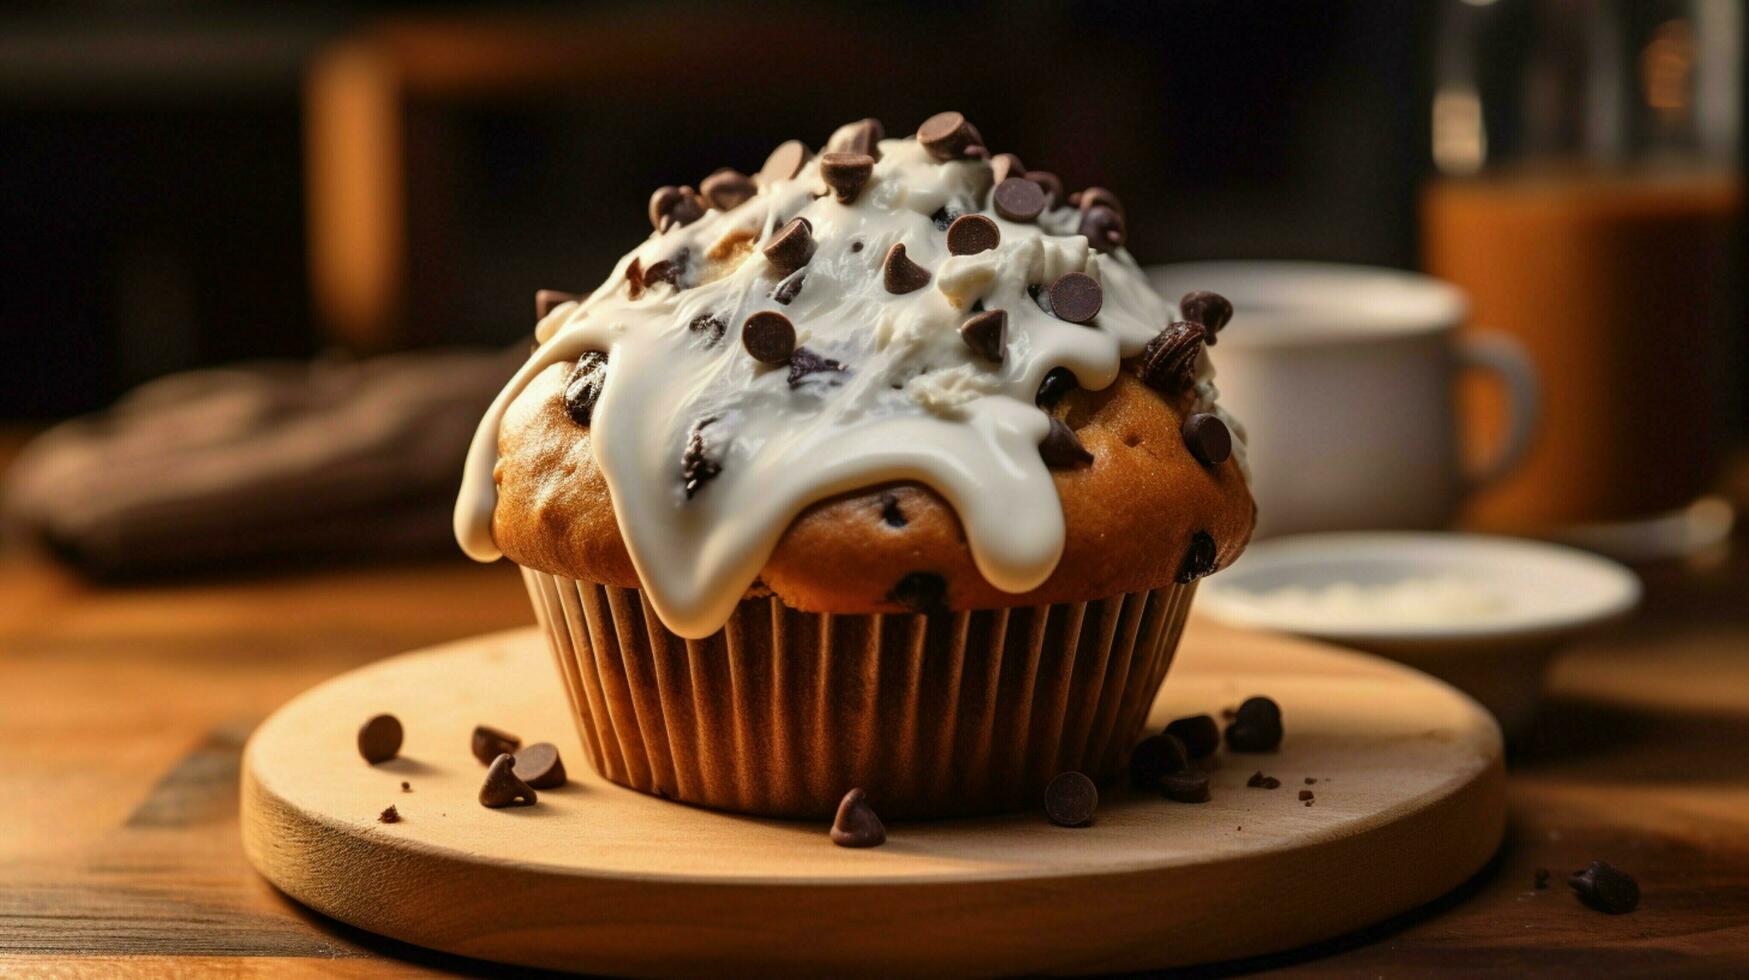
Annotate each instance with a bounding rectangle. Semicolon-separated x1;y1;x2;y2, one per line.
0;0;1743;576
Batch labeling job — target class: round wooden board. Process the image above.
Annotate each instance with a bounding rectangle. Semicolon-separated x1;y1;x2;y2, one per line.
242;620;1504;977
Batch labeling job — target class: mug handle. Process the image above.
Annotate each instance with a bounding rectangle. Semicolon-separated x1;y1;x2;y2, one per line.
1458;331;1540;491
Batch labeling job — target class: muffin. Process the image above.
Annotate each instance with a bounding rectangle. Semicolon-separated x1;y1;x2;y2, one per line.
455;113;1254;818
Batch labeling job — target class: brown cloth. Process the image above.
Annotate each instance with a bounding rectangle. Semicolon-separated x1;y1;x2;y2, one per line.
2;346;524;579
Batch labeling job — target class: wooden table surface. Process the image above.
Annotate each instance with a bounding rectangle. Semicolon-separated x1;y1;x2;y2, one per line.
2;532;1747;975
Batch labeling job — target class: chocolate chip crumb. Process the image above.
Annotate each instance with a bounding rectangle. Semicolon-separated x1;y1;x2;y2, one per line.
1569;861;1639;913
562;352;608;426
512;742;568;789
758;139;809;184
1246;771;1281;790
1079;204;1126;253
1044;771;1098;827
1139;322;1205;393
1047;272;1103;323
1298;789;1314;801
993;177;1047;223
1165;714;1221;759
681;418;721;499
379;805;400;824
1161;769;1211;803
850;239;864;252
1534;868;1551;890
1226;696;1284;753
643;247;690;289
1176;531;1219;583
479;753;538;808
773;272;805;305
471;725;521;765
535;289;580;321
743;310;797;365
1182;412;1233;466
688;313;727;346
887;572;948;614
917;111;985;161
700;168;756;211
1036;367;1077;407
1180;290;1234;344
1130;733;1191;789
879;492;906;528
946;213;1000;255
959;309;1006;362
787;347;845;388
882;242;931;294
357;714;403;765
763;217;817;275
400;781;411;792
1039;417;1093;469
1305;777;1317;785
820;152;875;204
830;787;887;847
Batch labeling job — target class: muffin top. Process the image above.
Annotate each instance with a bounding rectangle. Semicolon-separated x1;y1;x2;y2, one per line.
457;113;1254;638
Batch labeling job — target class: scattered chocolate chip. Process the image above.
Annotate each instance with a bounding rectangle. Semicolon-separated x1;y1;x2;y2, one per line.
479;753;537;808
826;117;884;159
993;177;1047;223
917;111;985;161
1047;272;1103;323
1246;771;1281;790
379;805;400;824
882;242;932;294
829;787;887;847
1182;412;1232;466
743;310;797;365
643;248;689;289
625;257;645;299
1176;531;1219;583
1129;733;1191;789
1071;186;1126;218
1044;771;1098;827
1298;789;1314;801
1569;861;1639;914
649;185;704;232
1025;170;1064;206
879;492;906;527
535;289;580;321
930;205;962;231
562;352;609;426
688;313;727;346
1138;322;1205;393
1036;367;1077;407
700;167;757;211
357;714;403;765
887;571;948;614
681;418;722;499
773;272;805;305
1161;769;1212;803
1305;777;1317;785
763;217;816;275
820;152;875;204
1225;697;1283;753
945;214;1000;256
758;139;809;183
1534;868;1551;890
1039;417;1093;468
1079;204;1126;253
990;152;1026;185
1180;290;1234;343
512;742;568;789
472;725;521;765
400;781;411;792
850;239;864;252
959;309;1006;363
1164;714;1221;759
787;347;845;387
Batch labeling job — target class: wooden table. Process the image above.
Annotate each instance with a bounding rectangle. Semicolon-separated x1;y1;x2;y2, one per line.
2;537;1747;975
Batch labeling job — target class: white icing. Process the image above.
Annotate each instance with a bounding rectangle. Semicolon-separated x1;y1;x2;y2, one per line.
457;133;1244;638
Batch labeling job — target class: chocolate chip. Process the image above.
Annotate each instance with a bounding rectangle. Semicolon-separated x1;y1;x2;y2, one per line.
1048;272;1103;324
1129;733;1191;789
1025;170;1064;206
700;167;757;211
400;781;411;792
787;347;845;388
357;714;402;764
990;152;1026;185
535;289;580;321
879;492;906;528
472;725;521;765
887;571;947;614
562;352;608;426
643;247;690;289
1161;769;1211;803
1305;777;1317;785
1039;417;1093;468
1164;714;1221;759
1079;204;1126;253
993;177;1047;223
681;418;721;499
1225;697;1283;753
1569;861;1640;914
1139;322;1205;393
1176;531;1218;583
930;205;962;231
1044;771;1098;827
959;309;1006;363
625;257;645;299
512;742;567;789
479;753;537;808
881;242;931;294
773;272;805;305
829;787;887;847
1298;789;1314;801
1246;771;1281;790
649;185;704;232
1182;412;1232;466
1072;186;1126;218
763;217;816;276
688;313;727;346
850;239;864;252
742;311;797;365
379;805;400;823
946;214;1000;256
917;111;985;161
1180;290;1234;343
820;152;875;204
1036;367;1077;407
758;139;809;184
1534;868;1551;890
826;117;884;159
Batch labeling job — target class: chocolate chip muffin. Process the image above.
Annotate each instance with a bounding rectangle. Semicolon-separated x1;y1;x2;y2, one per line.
456;113;1254;818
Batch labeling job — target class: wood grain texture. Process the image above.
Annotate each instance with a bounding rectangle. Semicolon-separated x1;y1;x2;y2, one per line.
240;624;1505;976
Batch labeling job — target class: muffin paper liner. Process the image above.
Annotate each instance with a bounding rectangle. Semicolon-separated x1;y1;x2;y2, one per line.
521;567;1196;819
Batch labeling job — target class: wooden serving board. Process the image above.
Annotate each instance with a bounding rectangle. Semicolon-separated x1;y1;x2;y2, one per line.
241;621;1505;977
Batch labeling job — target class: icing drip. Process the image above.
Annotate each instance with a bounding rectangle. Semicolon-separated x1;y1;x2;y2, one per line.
457;133;1243;638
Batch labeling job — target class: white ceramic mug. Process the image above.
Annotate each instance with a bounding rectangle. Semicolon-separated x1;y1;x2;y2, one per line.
1148;262;1538;539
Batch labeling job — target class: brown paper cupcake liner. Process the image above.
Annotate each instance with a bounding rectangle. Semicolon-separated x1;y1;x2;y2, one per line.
520;567;1196;819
